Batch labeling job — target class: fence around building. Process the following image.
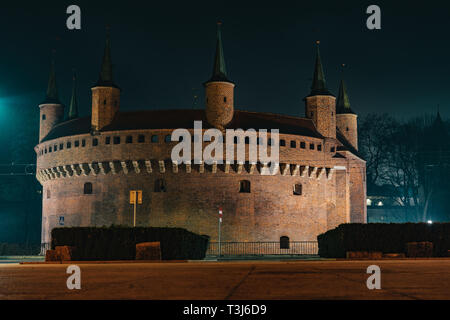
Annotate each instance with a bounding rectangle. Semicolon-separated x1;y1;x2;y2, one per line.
206;241;319;256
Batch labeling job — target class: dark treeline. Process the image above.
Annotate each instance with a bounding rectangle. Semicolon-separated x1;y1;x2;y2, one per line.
359;112;450;222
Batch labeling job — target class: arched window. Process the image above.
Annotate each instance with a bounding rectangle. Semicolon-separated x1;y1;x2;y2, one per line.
280;236;290;249
293;184;302;196
84;182;93;195
154;179;166;192
239;180;251;193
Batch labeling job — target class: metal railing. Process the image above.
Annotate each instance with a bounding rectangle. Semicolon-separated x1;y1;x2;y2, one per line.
206;241;318;256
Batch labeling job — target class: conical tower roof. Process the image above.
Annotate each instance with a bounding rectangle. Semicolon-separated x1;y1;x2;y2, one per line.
94;28;119;88
67;71;78;120
205;22;233;84
336;78;355;114
42;51;61;104
308;42;333;97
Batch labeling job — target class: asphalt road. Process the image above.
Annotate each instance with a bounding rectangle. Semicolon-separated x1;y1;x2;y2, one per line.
0;259;449;299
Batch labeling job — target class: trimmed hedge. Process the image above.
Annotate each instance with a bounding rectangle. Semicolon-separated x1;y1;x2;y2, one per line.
51;226;210;260
317;223;450;258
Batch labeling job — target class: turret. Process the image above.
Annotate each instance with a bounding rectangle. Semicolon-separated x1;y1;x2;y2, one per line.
336;75;358;150
39;52;64;142
67;71;79;120
304;42;336;139
91;28;120;132
204;22;235;130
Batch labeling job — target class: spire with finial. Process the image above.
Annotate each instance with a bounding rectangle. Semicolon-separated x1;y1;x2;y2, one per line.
95;26;118;88
336;64;355;114
68;70;79;120
207;22;231;83
43;49;60;104
309;41;332;96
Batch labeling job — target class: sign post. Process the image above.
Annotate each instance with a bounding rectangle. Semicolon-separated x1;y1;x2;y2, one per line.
129;190;142;227
218;208;223;257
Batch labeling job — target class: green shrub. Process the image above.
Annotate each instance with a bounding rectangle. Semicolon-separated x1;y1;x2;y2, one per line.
51;226;210;260
317;223;450;258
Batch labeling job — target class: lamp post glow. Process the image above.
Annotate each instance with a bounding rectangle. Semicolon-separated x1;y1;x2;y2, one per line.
427;220;433;224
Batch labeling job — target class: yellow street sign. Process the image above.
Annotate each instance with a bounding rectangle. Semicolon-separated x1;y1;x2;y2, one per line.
130;190;142;204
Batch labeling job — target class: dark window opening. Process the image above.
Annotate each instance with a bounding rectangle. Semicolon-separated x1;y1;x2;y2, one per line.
138;135;145;143
293;184;302;196
234;136;239;144
224;96;227;103
239;180;251;193
317;145;322;151
165;135;171;143
103;99;107;105
42;114;46;120
280;236;290;249
84;182;93;195
47;189;51;199
346;127;349;132
113;136;121;144
310;143;314;150
126;136;133;144
74;140;79;147
300;142;306;149
44;148;47;154
48;146;52;153
59;143;63;150
105;137;111;145
82;139;86;147
290;141;296;148
154;179;167;192
280;139;286;147
54;145;57;151
331;147;335;152
67;142;71;149
92;138;98;146
151;135;158;143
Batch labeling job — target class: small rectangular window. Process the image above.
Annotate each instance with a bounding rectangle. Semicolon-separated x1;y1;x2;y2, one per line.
331;147;335;152
126;136;133;144
49;146;52;153
74;140;79;147
310;143;314;150
151;135;158;143
138;135;145;143
59;143;63;150
82;139;86;147
54;145;57;151
93;138;98;146
67;142;71;149
318;145;322;151
290;141;296;148
114;136;121;144
280;139;286;147
300;142;306;149
105;137;111;145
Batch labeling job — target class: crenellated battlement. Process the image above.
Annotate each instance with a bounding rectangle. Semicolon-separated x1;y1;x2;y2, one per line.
36;159;336;183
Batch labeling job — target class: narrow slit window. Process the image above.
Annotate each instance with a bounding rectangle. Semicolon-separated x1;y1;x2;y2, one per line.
84;182;93;195
239;180;251;193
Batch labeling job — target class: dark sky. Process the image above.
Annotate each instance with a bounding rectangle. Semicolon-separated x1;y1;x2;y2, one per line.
1;0;450;153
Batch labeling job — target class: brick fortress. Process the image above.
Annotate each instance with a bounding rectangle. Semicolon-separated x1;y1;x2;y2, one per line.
35;26;366;248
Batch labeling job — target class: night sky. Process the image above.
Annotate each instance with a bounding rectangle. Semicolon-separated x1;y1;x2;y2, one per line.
1;0;450;160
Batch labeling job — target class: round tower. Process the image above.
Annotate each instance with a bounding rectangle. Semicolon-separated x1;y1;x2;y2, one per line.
91;28;121;132
204;22;235;130
304;42;336;139
336;77;358;150
39;53;64;142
